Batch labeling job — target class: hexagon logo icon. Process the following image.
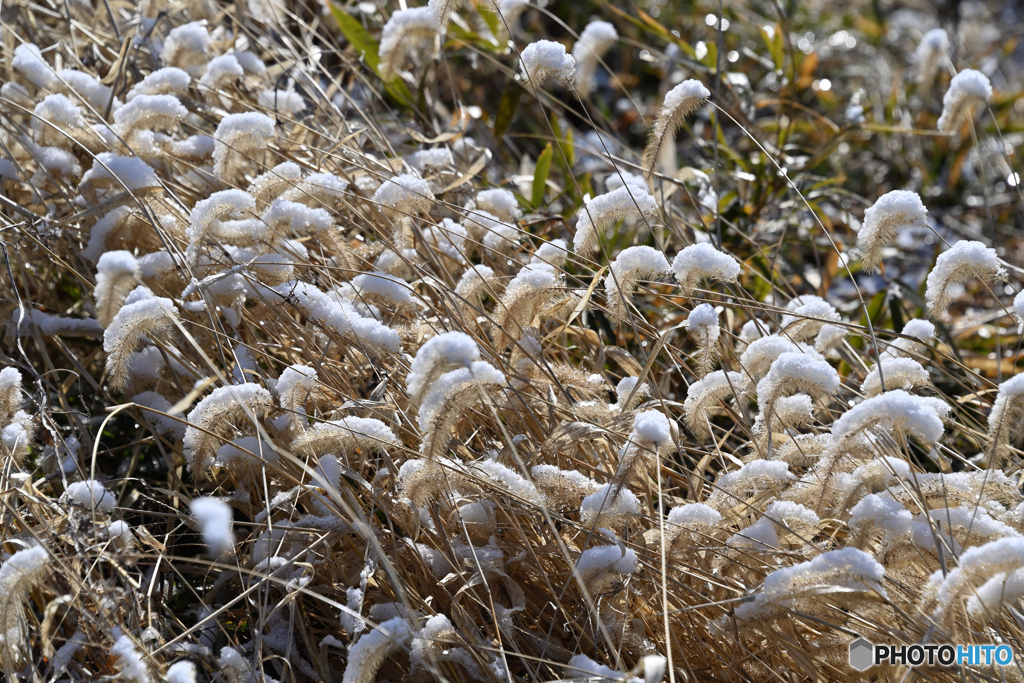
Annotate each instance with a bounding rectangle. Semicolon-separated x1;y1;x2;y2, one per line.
849;637;875;672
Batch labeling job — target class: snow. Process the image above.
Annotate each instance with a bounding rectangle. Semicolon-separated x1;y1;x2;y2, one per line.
687;303;719;338
212;112;275;174
574;185;658;254
572;20;618;91
735;547;886;619
519;40;576;87
373;173;434;214
755;351;839;406
63;480;116;513
417;360;505;432
531;238;569;267
717;460;793;490
126;67;191;101
861;357;929;397
166;661;197;683
470;460;543;504
407;331;480;401
80;153;160;191
568;654;641;683
342;617;413;683
662;80;711;115
111;635;152;683
938;69;993;131
13;44;56;89
609;245;671;281
671;243;741;291
580;483;640;524
33;94;85;133
258;88;306;115
474;188;521;221
631;409;672;444
830;389;945;444
667;503;721;526
191;497;235;555
199;54;244;88
930;537;1024;616
57;69;113;110
113;94;187;131
575;544;637;577
352;271;414;306
170;135;216;158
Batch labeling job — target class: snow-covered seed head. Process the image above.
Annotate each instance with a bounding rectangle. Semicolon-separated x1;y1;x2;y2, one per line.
125;67;191;101
379;7;439;81
861;357;931;398
292;416;398;466
573;184;658;255
924;240;1006;317
473;188;522;222
580;482;640;529
685;303;720;377
781;295;841;343
671;243;741;297
31;94;85;148
12;43;56;89
572;21;618;94
374;173;434;217
643;79;710;180
857;190;928;272
0;544;50;676
916;28;949;87
199;54;244;90
113;94;187;136
986;374;1024;467
417;360;505;458
756;351;839;420
937;69;993;133
102;289;180;392
494;263;560;349
604;246;670;322
519;40;576;90
683;370;741;440
212;112;275;180
830;389;947;450
191;497;235;556
162;22;211;75
882;318;936;360
94;251;141;328
407;331;481;406
733;547;886;620
183;383;274;477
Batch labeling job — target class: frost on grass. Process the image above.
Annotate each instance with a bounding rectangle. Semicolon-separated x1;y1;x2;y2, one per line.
924;240;1005;317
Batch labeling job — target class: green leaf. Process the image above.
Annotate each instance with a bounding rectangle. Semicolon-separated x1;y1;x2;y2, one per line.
494;80;523;137
330;3;381;74
478;5;500;42
532;143;553;209
762;24;784;72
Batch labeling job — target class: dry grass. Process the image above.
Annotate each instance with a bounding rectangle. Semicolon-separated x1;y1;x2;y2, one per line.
2;0;1024;681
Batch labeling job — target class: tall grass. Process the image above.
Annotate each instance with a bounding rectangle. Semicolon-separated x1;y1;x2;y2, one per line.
1;0;1023;680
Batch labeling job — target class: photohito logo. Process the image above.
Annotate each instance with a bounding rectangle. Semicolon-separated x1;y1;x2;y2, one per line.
849;638;1015;671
